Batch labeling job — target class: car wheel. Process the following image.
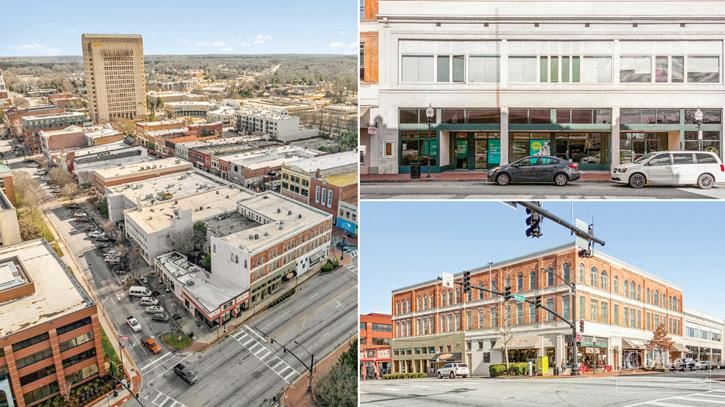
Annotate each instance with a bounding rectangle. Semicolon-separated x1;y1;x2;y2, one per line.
449;372;455;379
462;375;468;378
496;173;511;186
554;173;569;186
629;173;646;189
697;173;715;190
438;372;442;379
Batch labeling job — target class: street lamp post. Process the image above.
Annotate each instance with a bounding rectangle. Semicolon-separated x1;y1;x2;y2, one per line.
425;103;435;179
695;107;704;151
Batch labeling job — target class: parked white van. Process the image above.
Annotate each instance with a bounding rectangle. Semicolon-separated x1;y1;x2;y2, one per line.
139;297;159;306
129;286;152;297
611;151;724;189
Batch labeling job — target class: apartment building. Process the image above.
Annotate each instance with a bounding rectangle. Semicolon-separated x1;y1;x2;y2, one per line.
82;34;146;123
361;0;725;174
90;157;192;192
21;112;89;154
360;313;393;379
235;108;318;142
124;186;253;264
280;151;358;204
390;244;697;376
0;239;107;407
207;106;237;128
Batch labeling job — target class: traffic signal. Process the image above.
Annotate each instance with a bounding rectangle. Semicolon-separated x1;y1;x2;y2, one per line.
579;319;584;333
463;271;471;293
525;208;542;238
534;295;542;308
504;286;512;300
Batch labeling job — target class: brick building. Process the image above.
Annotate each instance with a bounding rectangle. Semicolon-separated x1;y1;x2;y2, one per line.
391;244;692;376
0;239;107;407
309;171;357;222
21;112;89;154
360;313;392;379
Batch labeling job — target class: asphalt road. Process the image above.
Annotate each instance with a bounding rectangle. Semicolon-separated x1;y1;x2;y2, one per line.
361;182;725;200
141;263;358;407
360;370;725;407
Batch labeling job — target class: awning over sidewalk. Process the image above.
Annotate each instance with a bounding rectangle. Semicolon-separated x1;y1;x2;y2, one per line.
493;335;540;350
622;338;646;350
429;352;463;363
672;343;689;353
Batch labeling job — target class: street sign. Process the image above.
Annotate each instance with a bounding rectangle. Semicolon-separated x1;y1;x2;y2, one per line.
367;127;377;135
575;218;589;252
576;334;582;343
441;272;454;289
513;294;526;303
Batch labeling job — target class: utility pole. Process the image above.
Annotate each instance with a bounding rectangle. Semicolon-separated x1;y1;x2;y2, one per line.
254;328;316;394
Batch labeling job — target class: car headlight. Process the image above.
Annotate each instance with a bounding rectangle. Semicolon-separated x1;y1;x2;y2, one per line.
614;168;627;174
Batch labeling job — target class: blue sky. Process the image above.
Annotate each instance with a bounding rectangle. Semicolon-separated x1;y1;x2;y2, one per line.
0;1;357;56
360;201;725;321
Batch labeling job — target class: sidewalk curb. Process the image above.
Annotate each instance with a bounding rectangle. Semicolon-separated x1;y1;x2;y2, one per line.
360;179;612;184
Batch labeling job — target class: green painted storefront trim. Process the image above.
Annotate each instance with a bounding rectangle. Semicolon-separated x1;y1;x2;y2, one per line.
509;124;613;131
621;124;722;132
439;123;501;131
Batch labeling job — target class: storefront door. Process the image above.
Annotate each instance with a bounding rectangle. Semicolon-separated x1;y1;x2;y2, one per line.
455;137;468;169
474;139;488;169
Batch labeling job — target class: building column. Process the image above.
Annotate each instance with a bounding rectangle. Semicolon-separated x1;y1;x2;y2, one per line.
91;314;108;377
4;346;26;407
48;330;69;397
500;107;510;165
611;106;620;168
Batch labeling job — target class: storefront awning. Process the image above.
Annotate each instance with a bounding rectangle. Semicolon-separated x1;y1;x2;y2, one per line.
429;352;462;362
622;338;646;350
493;335;540;350
672;343;689;353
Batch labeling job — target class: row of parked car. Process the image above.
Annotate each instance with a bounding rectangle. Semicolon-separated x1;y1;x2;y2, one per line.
488;151;724;189
672;358;725;371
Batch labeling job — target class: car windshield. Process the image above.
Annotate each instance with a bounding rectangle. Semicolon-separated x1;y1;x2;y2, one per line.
634;152;657;163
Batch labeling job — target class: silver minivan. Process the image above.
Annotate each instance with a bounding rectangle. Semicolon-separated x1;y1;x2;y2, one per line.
611;151;724;189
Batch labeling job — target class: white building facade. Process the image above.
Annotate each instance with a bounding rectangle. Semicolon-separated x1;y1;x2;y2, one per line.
682;309;724;364
363;0;725;174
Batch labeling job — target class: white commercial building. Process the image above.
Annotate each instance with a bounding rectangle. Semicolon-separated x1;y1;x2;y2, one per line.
361;0;725;174
207;106;238;128
164;101;217;118
124;186;253;264
236;108;319;142
105;169;230;223
682;309;724;364
221;145;322;186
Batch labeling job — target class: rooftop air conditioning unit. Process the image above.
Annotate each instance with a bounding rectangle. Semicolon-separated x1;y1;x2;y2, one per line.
277;208;281;213
249;234;253;240
254;234;259;240
287;210;292;215
298;214;302;219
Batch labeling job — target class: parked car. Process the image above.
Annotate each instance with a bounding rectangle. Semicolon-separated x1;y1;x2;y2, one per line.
129;286;152;297
674;358;696;371
437;363;470;379
126;316;142;332
139;297;159;306
488;156;580;186
173;363;198;385
89;231;105;238
611;151;725;189
695;360;713;370
74;211;87;217
152;313;169;323
142;337;162;354
145;306;165;314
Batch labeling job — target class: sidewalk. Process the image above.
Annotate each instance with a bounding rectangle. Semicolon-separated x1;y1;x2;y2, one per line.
282;339;352;407
361;171;611;183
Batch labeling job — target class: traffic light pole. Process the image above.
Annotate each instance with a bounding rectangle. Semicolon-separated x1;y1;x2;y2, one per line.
514;201;606;247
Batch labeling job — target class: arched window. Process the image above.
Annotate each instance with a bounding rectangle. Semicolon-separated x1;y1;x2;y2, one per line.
517;273;524;292
646;288;651;304
479;282;484;300
578;263;585;284
613;276;619;294
547;267;555;287
624;280;629;297
563;263;571;283
654;289;659;306
448;290;453;306
637;284;641;301
492;279;498;292
441;292;446;307
601;270;608;290
505;276;511;290
629;281;635;299
530;271;537;290
455;288;460;303
590;267;598;288
423;296;429;310
417;296;422;310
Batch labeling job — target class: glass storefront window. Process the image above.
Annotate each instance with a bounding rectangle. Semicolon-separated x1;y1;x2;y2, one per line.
441;109;465;124
400;130;437;166
620;56;652;83
656;109;680;124
655;56;668;83
684;131;721;155
509;109;529;124
685;109;722;124
529;109;551;124
399;108;419;124
571;110;594;124
620;132;668;162
640;109;657;124
594;109;612;124
466;109;500;123
687;56;720;83
511;132;609;168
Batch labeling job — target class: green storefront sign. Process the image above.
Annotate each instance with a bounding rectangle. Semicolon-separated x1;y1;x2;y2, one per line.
423;139;438;157
455;139;468;159
488;139;501;165
530;139;551;156
578;336;608;348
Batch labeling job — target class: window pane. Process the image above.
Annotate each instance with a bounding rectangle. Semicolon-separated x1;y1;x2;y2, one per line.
641;109;657;124
656;109;679;124
509;109;529;124
466;109;500;124
594;109;612;124
399;109;419;124
442;109;465;124
469;56;499;82
582;56;611;83
572;56;581;82
509;56;537;82
621;109;641;124
655;56;668;83
672;153;695;164
562;56;570;82
452;55;465;82
620;56;652;83
556;109;571;124
685;109;722;124
540;56;548;82
530;109;551;124
402;56;433;82
672;56;684;83
437;56;450;82
550;56;559;83
687;56;720;83
571;109;593;124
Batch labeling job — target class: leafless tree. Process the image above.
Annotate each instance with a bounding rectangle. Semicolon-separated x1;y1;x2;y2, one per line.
48;167;74;187
61;183;79;201
169;227;196;256
495;302;515;371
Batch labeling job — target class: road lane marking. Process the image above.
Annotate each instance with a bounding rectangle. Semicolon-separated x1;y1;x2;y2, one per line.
230;325;299;384
676;396;725;404
141;352;173;372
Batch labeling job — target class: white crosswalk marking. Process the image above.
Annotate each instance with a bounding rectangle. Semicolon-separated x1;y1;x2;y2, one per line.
143;389;187;407
622;389;725;407
348;250;358;257
230;325;300;384
346;264;358;274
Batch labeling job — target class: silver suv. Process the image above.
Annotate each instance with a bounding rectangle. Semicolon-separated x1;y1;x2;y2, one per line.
437;363;470;379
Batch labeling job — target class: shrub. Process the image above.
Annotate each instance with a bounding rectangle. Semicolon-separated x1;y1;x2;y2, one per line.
489;364;507;377
508;362;530;376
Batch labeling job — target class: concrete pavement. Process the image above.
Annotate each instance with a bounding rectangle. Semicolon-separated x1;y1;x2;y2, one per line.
361;181;725;199
360;371;725;407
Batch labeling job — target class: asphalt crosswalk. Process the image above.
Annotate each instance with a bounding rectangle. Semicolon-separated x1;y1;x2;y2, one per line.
142;388;187;407
231;325;300;384
623;388;725;407
346;264;358;274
